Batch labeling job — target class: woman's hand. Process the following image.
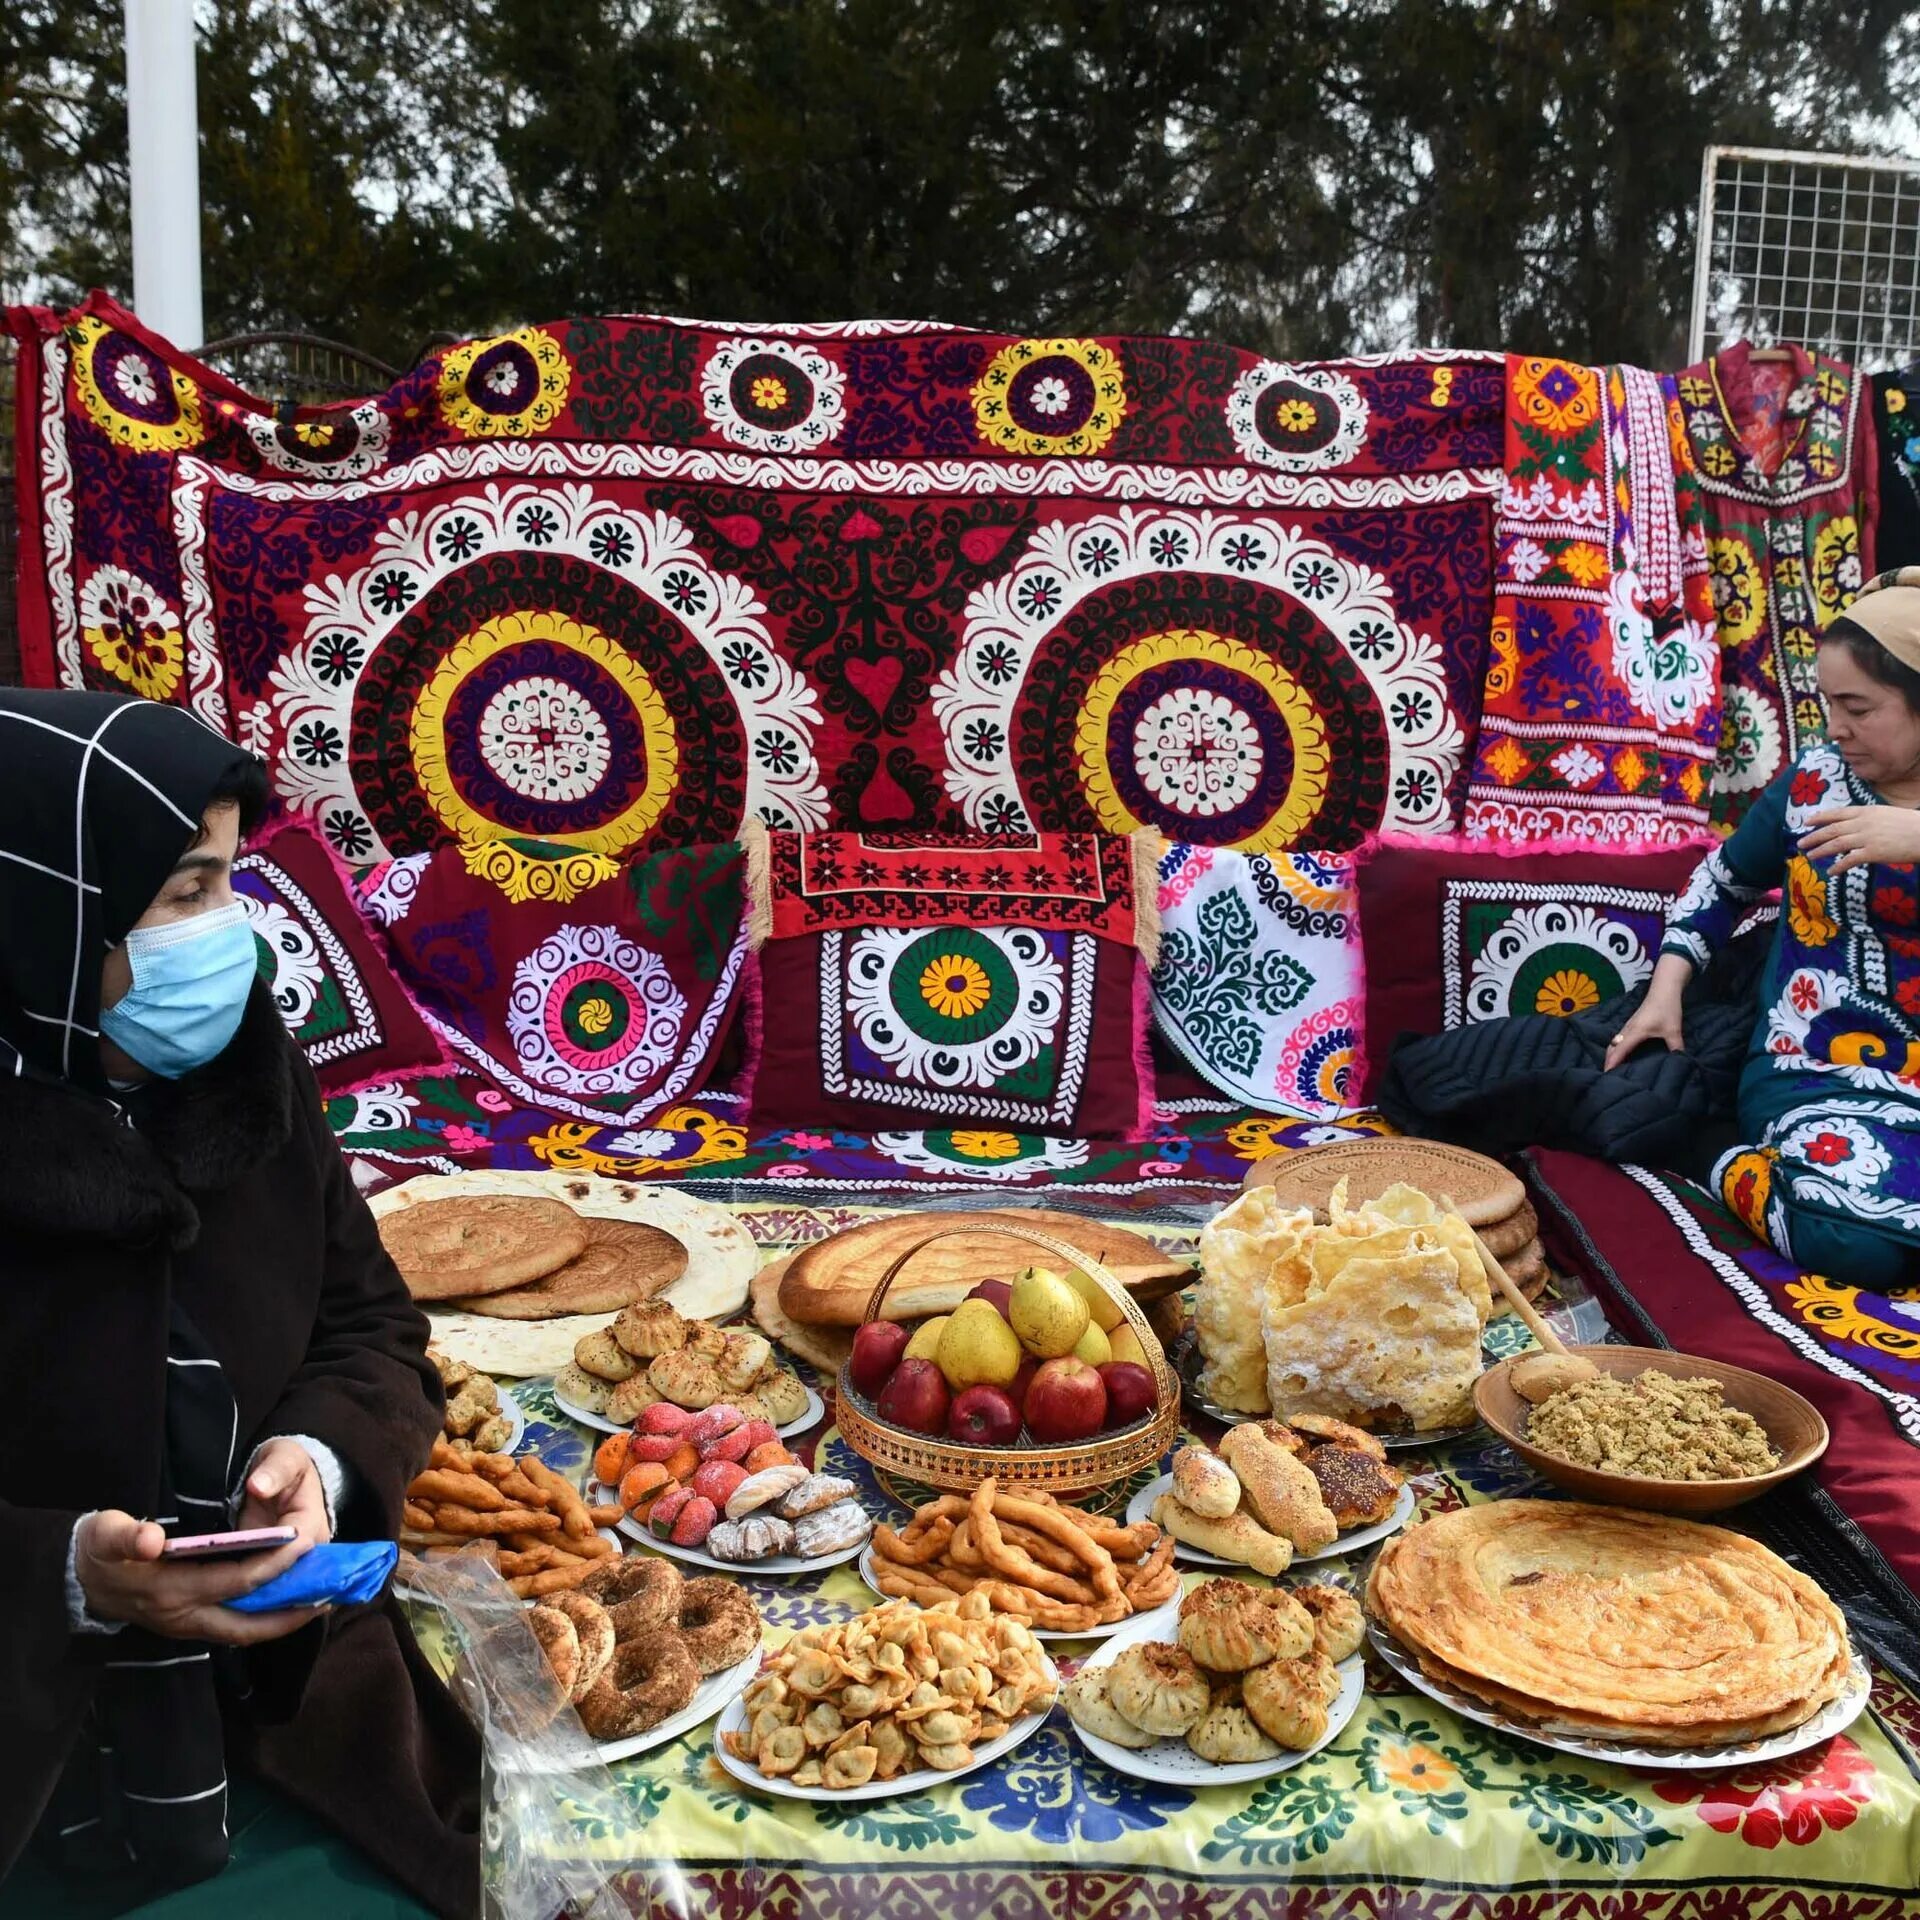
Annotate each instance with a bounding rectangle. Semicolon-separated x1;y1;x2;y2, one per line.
1603;953;1694;1070
1798;806;1920;874
74;1510;323;1646
236;1438;333;1553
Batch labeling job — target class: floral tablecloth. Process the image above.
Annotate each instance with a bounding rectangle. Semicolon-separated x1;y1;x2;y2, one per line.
420;1207;1920;1920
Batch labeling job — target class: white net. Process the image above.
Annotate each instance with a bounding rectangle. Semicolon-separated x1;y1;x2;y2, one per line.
1691;145;1920;370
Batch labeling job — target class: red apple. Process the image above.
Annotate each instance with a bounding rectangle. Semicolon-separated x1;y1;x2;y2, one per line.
966;1279;1015;1322
947;1383;1023;1447
1009;1354;1039;1410
850;1320;912;1398
1023;1356;1108;1444
876;1357;951;1436
1098;1361;1156;1429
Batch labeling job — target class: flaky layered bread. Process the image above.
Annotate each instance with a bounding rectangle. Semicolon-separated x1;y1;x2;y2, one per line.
1193;1188;1311;1413
1367;1501;1851;1746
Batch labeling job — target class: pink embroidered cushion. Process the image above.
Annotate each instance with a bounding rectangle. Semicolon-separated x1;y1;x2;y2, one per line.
232;817;446;1093
744;829;1157;1138
366;838;749;1123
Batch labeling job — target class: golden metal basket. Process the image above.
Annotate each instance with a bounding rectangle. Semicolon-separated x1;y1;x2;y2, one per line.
835;1223;1182;1497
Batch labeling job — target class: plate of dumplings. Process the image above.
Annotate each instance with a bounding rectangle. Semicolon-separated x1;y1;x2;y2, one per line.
1063;1576;1365;1786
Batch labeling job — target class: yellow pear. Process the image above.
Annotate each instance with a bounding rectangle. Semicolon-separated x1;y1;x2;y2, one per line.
1061;1263;1125;1333
1072;1321;1112;1366
904;1315;951;1364
935;1299;1024;1390
1008;1265;1090;1359
1106;1324;1148;1370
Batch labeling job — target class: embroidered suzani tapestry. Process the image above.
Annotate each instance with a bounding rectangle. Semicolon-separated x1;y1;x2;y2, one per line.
10;295;1507;874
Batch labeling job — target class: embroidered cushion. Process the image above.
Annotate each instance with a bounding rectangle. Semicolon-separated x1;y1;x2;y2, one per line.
745;829;1156;1138
1353;833;1709;1099
1153;843;1361;1118
367;837;749;1124
232;817;445;1093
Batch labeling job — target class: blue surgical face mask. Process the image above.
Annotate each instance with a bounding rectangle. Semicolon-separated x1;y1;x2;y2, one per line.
99;902;259;1079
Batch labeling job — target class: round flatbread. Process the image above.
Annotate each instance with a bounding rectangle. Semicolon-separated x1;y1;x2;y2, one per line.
449;1217;689;1320
1244;1139;1526;1226
1478;1203;1539;1259
380;1196;587;1302
750;1255;854;1376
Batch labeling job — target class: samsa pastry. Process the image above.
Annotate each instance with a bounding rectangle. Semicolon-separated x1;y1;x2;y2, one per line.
1063;1666;1155;1748
1185;1679;1282;1764
1107;1641;1210;1737
1242;1655;1331;1751
1292;1583;1365;1663
1195;1188;1311;1413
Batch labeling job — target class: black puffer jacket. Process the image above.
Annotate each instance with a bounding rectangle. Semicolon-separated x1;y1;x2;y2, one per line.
1376;927;1769;1168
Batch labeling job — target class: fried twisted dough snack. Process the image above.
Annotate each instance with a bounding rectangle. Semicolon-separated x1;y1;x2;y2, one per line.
973;1480;1125;1604
872;1515;958;1566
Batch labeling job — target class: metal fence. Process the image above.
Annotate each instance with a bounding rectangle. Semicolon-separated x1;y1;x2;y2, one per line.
1690;144;1920;370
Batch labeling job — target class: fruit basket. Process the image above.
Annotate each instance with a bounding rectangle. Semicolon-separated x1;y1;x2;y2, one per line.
836;1223;1182;1498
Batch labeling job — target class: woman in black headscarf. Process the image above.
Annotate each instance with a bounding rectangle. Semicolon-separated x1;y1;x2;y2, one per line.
0;690;478;1915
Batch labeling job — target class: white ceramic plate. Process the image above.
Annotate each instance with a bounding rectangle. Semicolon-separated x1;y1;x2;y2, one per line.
711;1653;1058;1801
1125;1475;1416;1567
555;1381;824;1440
1173;1336;1481;1449
855;1545;1179;1643
1066;1609;1364;1786
616;1507;872;1577
1367;1619;1871;1771
503;1642;765;1773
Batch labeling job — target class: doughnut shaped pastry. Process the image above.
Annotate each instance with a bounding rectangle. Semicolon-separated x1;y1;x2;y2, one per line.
575;1635;701;1740
1171;1445;1241;1520
677;1576;763;1675
527;1604;580;1702
547;1591;616;1702
1106;1641;1210;1738
580;1554;683;1638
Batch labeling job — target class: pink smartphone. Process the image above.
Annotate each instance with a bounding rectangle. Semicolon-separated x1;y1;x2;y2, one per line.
160;1526;299;1561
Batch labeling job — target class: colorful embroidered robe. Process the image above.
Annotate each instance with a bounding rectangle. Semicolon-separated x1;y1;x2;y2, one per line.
1674;345;1876;828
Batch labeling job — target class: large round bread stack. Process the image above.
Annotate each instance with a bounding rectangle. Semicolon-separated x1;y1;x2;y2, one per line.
1246;1140;1546;1308
1366;1501;1852;1748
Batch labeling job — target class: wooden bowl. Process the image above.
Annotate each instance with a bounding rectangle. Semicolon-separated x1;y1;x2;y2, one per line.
1473;1344;1828;1515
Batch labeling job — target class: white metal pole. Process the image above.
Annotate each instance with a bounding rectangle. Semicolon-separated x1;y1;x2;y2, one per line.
124;0;204;348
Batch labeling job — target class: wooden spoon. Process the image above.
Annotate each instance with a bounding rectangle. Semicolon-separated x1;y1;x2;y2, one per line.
1440;1190;1567;1356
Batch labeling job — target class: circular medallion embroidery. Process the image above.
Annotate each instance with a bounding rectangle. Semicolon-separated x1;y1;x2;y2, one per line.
1225;363;1369;473
239;399;390;480
507;925;688;1100
1715;684;1784;796
79;566;183;700
699;338;847;453
69;315;204;453
1707;535;1766;649
271;484;823;862
971;339;1127;458
846;925;1063;1091
1273;1000;1359;1112
1776;1113;1892;1191
240;895;327;1027
1463;904;1655;1023
1812;516;1863;620
940;511;1461;852
437;326;572;437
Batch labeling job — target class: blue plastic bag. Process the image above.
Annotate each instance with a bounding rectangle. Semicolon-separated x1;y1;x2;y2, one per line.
224;1540;398;1613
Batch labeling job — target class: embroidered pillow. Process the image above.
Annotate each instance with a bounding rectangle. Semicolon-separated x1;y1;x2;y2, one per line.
232;818;446;1093
1353;833;1712;1100
745;829;1157;1138
1154;844;1361;1118
368;836;749;1124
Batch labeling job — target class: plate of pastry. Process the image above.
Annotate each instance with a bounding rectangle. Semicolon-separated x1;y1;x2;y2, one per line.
1063;1577;1365;1786
615;1472;874;1575
712;1593;1058;1799
854;1546;1179;1644
1129;1427;1415;1572
551;1299;823;1437
504;1560;767;1770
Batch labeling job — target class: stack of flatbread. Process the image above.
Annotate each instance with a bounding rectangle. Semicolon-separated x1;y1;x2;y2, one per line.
379;1193;687;1319
1194;1180;1490;1430
1368;1501;1853;1747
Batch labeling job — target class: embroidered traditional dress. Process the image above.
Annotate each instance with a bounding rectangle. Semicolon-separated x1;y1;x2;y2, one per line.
1664;742;1920;1284
1870;367;1920;572
1674;345;1876;827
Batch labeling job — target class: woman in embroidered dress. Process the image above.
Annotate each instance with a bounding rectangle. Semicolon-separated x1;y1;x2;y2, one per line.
1607;569;1920;1285
0;690;477;1916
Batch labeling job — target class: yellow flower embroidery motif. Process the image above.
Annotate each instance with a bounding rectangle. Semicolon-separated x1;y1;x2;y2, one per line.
1889;387;1908;415
1536;970;1600;1016
1785;1271;1920;1358
1483;618;1518;701
1511;357;1600;435
1677;375;1713;407
1812;516;1861;618
1559;543;1607;586
1482;736;1529;785
1377;1742;1461;1796
1707;536;1765;648
1612;747;1649;791
1786;857;1838;947
1702;442;1737;477
574;992;615;1036
528;1106;746;1178
1274;398;1318;433
920;954;993;1020
750;374;789;412
949;1131;1024;1161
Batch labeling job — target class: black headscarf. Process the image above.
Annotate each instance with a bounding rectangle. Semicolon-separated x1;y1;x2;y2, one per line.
0;689;265;1093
